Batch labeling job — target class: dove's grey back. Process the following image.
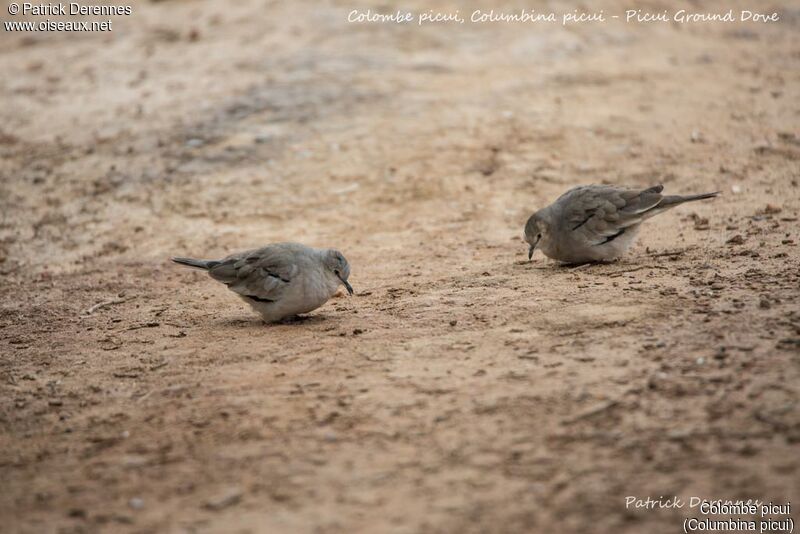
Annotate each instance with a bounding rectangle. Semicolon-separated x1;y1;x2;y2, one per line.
206;244;306;303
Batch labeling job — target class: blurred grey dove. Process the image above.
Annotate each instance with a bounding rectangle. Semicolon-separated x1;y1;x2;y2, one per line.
524;184;719;264
172;242;353;322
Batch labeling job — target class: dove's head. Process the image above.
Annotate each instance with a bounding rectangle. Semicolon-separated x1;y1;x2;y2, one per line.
524;212;545;260
323;249;353;295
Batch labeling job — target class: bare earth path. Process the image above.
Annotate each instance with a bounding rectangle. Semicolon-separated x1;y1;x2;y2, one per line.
1;1;798;532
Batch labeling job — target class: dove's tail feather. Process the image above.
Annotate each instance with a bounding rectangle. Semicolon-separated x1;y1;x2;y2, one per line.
658;191;720;208
171;257;220;270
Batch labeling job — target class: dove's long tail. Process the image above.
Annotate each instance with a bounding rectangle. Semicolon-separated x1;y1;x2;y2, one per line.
658;191;720;208
171;257;221;270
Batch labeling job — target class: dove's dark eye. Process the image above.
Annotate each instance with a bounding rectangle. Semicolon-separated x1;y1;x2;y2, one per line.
334;269;340;276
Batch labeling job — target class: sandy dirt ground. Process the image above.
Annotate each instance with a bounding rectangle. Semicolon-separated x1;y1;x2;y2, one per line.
1;0;799;532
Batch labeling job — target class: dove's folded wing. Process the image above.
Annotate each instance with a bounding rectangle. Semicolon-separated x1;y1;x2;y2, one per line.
208;247;298;302
562;185;664;246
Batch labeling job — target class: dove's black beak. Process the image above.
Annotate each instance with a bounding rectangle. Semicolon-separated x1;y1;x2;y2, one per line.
340;277;354;295
528;244;535;261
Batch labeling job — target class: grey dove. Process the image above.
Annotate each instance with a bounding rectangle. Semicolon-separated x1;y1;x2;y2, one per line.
172;242;353;322
524;184;718;264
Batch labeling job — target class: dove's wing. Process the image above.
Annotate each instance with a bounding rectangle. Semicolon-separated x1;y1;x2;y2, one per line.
208;246;299;302
559;185;664;245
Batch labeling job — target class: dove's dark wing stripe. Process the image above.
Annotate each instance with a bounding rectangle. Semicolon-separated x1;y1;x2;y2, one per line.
265;270;290;283
246;295;275;303
597;227;626;245
572;210;596;231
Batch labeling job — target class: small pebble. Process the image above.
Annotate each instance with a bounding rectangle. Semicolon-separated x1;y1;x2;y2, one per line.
204;488;243;511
